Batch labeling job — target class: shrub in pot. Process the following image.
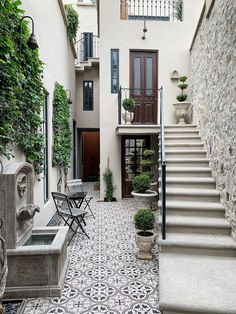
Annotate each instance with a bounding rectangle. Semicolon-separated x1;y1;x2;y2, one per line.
134;208;156;260
173;75;191;124
103;168;116;201
121;98;135;124
131;174;157;209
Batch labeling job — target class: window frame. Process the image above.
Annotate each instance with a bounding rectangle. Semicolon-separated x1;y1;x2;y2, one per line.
111;49;119;94
43;90;49;203
83;80;94;111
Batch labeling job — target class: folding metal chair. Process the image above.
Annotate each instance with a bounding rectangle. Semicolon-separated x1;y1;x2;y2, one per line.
51;192;89;244
66;179;95;219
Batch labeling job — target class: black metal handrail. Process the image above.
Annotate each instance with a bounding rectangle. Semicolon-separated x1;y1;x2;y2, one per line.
75;34;99;65
159;86;166;240
126;0;183;21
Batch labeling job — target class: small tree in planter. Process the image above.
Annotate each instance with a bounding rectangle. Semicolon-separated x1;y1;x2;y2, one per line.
173;75;191;124
134;208;156;260
122;97;135;125
103;168;116;202
131;174;157;210
176;76;188;102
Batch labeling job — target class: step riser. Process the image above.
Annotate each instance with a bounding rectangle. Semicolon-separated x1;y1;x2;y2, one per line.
163;145;205;151
165;182;215;189
164;127;198;132
163;132;199;137
165;152;207;158
164;161;209;167
161;171;212;178
164;138;202;144
165;209;224;218
160;246;236;257
162;194;220;202
167;226;231;236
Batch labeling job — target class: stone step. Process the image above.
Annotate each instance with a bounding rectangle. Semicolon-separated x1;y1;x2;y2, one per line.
165;150;207;158
159;233;236;257
159;176;215;189
159;187;220;202
159;166;212;177
161;216;231;235
159;254;236;314
164;129;200;137
159;142;205;151
162;135;202;143
157;200;224;218
160;157;210;168
164;124;198;131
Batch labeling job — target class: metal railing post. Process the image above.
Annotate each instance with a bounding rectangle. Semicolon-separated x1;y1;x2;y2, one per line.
118;86;122;125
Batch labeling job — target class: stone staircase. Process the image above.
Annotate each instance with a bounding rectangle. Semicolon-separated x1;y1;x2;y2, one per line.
75;57;99;73
158;125;236;314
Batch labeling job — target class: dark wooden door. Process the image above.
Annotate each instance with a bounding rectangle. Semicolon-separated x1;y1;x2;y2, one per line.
130;51;158;124
122;136;150;198
82;131;100;181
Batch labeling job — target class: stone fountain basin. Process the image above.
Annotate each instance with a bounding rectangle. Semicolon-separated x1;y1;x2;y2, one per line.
5;226;69;299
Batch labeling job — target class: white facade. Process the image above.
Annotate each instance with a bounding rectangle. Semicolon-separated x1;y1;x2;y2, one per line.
99;0;205;199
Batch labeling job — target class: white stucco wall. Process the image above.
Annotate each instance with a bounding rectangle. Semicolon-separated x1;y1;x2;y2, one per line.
76;68;100;128
1;0;77;227
99;0;205;199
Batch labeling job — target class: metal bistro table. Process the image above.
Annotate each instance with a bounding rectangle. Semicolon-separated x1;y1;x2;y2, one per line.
68;191;87;210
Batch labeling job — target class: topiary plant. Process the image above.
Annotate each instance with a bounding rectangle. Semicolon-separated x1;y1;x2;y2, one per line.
122;98;135;112
103;167;115;201
176;76;188;102
132;174;151;193
140;149;155;180
134;208;155;231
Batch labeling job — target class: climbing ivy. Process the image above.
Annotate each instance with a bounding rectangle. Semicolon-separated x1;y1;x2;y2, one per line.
65;4;79;43
52;82;72;169
0;0;45;175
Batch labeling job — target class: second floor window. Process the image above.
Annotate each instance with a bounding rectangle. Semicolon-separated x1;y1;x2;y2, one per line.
83;81;93;111
111;49;119;93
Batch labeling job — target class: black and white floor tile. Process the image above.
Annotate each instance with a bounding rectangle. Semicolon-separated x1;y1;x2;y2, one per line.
21;184;160;314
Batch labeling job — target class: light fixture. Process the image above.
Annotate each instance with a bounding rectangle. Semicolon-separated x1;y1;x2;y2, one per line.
20;16;39;50
142;19;147;40
66;90;73;104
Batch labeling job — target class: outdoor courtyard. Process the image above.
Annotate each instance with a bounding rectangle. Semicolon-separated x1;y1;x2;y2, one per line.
4;183;159;314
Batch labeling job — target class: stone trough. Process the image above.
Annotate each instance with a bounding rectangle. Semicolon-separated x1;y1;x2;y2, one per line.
0;162;69;299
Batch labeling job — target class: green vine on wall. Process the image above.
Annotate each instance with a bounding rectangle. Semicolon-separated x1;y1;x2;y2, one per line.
0;0;45;175
52;82;72;170
65;4;79;43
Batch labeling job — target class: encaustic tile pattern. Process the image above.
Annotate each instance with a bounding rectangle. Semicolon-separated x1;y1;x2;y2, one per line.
21;188;160;314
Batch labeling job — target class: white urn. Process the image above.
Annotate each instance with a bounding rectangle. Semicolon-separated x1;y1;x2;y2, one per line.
173;102;191;125
122;111;134;125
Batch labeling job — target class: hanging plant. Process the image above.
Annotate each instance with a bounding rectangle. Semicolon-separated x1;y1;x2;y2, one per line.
64;4;79;43
0;0;45;175
52;82;72;169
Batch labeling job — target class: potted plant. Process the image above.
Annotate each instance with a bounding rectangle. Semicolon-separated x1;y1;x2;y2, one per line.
173;75;191;124
141;149;157;192
131;174;157;210
103;168;116;201
122;97;135;125
134;208;156;260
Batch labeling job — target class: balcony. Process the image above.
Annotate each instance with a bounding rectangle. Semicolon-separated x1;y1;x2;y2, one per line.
120;0;183;21
75;33;99;71
117;87;160;135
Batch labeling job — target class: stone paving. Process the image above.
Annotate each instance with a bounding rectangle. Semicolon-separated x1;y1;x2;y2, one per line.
20;184;160;314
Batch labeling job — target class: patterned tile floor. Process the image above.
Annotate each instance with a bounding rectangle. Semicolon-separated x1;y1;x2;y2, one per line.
19;184;160;314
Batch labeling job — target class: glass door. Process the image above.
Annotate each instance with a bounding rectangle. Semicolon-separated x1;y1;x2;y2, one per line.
122;136;149;198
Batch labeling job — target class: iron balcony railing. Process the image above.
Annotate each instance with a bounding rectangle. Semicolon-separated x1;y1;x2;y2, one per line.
118;87;158;125
75;34;99;65
121;0;183;21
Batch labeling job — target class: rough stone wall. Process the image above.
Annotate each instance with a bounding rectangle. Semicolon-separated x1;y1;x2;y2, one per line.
191;0;236;237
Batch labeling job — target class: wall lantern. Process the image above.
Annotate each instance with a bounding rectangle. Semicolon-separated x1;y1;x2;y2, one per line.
66;90;73;104
20;16;39;50
142;20;147;40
